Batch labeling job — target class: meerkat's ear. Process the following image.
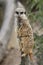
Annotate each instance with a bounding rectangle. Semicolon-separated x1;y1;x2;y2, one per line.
17;1;24;8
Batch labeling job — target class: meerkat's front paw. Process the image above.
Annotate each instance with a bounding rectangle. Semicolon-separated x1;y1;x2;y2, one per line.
21;53;26;57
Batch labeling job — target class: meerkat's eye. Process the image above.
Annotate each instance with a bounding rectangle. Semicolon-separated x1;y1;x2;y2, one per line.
20;12;23;14
24;11;26;14
16;11;19;14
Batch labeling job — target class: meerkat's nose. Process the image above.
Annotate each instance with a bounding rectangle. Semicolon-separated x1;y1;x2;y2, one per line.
18;16;21;19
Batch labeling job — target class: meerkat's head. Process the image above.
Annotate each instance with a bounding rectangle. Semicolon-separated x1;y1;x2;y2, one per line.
14;7;27;20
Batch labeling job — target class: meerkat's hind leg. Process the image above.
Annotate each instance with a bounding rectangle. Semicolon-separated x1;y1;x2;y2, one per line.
29;52;33;61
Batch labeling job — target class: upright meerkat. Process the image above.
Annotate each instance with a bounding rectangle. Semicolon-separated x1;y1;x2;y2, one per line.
14;7;34;61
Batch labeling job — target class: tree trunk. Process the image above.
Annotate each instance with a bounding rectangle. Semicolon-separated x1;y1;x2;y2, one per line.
0;0;16;62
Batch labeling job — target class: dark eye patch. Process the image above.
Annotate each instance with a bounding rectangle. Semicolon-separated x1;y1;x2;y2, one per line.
20;12;23;14
20;12;26;15
24;11;26;14
16;11;19;14
15;11;26;15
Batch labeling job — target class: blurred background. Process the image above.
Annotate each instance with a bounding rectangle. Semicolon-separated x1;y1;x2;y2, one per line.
0;0;43;65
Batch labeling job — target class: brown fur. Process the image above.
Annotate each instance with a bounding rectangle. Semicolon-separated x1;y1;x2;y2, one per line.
18;18;34;60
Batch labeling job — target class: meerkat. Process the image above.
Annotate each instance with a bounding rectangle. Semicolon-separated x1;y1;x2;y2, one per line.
14;7;34;61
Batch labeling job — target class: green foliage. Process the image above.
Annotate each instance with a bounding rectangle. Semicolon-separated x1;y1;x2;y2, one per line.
20;0;43;27
34;34;43;65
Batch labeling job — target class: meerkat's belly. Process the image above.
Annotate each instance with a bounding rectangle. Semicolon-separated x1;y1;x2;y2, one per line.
20;37;33;54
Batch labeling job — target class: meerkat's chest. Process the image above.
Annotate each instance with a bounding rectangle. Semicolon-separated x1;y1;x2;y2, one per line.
17;21;30;37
